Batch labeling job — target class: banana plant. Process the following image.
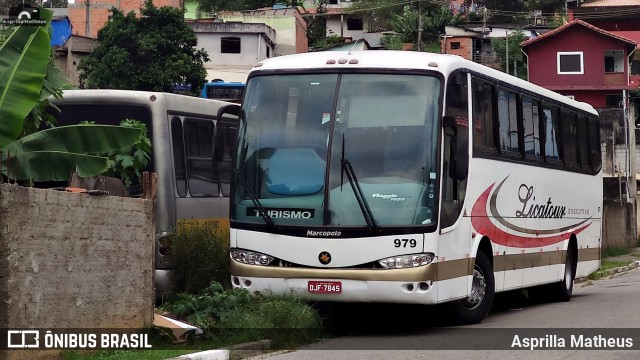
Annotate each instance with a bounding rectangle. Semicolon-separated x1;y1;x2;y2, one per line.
2;125;141;181
0;8;143;182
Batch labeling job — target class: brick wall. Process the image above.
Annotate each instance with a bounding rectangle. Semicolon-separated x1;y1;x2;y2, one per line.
0;185;154;359
68;0;181;38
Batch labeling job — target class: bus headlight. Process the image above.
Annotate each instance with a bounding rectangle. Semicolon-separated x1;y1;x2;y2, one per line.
231;249;274;266
378;253;435;269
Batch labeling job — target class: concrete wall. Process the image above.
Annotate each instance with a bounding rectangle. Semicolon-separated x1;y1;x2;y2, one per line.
189;21;276;68
0;184;154;358
599;108;638;248
220;8;308;55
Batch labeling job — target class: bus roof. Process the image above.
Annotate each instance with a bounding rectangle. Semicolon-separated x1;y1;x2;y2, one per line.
250;50;598;116
53;89;234;111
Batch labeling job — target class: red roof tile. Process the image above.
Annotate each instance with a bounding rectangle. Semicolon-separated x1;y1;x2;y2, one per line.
521;19;637;48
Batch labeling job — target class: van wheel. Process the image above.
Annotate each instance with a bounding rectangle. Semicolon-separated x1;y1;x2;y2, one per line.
449;251;495;324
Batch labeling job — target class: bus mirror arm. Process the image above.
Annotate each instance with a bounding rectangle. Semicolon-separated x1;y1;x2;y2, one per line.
217;103;241;118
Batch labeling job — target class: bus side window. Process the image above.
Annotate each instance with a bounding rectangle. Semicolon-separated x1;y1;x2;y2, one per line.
441;71;469;229
561;109;579;167
588;117;602;173
171;116;188;197
543;104;562;162
217;124;238;197
184;120;219;197
471;78;496;151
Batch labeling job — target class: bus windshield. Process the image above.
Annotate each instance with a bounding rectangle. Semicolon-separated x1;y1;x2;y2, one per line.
233;73;441;227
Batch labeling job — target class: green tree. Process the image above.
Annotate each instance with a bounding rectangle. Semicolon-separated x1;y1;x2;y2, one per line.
423;6;463;43
385;5;462;50
306;0;327;49
491;29;527;80
79;0;209;95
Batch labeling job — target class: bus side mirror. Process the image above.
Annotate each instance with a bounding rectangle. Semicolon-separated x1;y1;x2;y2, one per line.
443;116;468;180
214;104;241;161
217;103;241;119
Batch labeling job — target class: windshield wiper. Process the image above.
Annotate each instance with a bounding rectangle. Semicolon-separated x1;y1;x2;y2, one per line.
234;169;276;230
340;134;379;233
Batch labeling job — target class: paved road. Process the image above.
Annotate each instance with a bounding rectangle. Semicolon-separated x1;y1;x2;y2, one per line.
256;268;640;360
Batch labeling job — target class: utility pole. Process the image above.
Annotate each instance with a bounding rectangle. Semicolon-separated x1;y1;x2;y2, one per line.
505;31;509;74
85;0;90;37
417;0;423;51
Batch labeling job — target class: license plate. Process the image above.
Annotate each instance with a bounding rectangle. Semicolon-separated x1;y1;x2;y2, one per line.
308;281;342;294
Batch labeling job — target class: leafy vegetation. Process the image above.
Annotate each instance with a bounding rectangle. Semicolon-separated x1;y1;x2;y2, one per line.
82;119;152;188
0;8;142;182
169;222;231;294
79;0;209;95
165;281;322;348
382;5;461;50
490;29;528;80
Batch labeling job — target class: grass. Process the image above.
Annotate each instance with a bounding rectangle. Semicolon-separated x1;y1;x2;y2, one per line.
63;285;326;360
588;259;635;280
62;349;195;360
602;247;631;258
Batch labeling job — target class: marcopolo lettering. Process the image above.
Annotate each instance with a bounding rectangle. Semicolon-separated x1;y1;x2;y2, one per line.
306;230;342;237
247;207;314;219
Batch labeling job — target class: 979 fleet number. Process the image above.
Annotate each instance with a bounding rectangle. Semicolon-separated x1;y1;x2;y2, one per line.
394;238;417;248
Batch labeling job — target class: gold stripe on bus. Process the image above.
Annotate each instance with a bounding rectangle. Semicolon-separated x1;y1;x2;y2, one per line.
493;251;564;271
578;247;600;261
435;258;474;281
232;247;601;282
231;261;439;282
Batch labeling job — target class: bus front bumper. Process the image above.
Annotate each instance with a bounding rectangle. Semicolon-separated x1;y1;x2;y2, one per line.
230;260;441;304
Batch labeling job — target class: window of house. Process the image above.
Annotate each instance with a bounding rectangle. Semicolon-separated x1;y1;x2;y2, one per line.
604;50;624;73
605;94;623;107
451;42;461;50
221;37;241;53
346;17;363;31
557;52;583;74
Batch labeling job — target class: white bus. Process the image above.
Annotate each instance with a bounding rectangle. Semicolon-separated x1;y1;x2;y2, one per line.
49;90;239;299
226;51;602;324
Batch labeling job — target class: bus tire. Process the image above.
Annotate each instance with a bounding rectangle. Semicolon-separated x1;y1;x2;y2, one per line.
552;245;575;302
449;251;495;325
528;245;575;303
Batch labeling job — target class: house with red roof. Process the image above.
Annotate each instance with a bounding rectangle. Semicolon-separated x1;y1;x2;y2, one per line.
521;19;637;108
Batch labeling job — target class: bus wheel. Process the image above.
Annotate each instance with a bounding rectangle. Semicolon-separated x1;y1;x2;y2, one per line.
449;251;495;325
553;246;575;302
